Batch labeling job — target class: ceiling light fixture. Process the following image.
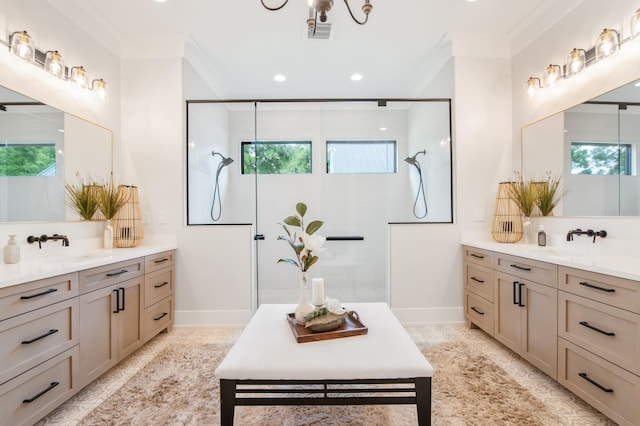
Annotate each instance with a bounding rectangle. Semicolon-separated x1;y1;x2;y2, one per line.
274;74;286;82
261;0;372;34
350;73;363;81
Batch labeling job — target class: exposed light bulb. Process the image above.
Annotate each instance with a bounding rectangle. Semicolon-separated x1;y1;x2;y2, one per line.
45;50;65;79
10;31;35;62
526;77;540;98
596;28;619;60
70;66;89;89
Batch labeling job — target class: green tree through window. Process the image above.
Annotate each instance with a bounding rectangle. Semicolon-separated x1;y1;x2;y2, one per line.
241;141;311;174
0;144;56;176
571;142;632;175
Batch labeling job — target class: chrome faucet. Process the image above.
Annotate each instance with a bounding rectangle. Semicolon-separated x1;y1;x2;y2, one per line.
27;234;70;249
566;229;607;243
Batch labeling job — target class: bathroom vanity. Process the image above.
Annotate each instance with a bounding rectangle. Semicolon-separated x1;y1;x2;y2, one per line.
462;241;640;426
0;245;176;425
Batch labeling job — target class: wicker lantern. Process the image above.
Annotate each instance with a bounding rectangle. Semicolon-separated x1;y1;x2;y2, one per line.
491;182;523;243
112;185;144;248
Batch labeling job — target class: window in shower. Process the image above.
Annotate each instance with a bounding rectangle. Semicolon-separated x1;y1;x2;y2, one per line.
570;141;634;175
241;141;312;174
0;143;56;176
326;140;397;174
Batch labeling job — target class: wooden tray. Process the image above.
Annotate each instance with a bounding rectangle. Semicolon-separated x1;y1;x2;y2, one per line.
286;311;368;343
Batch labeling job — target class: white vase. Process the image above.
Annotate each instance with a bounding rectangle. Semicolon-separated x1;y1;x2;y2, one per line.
103;219;114;249
522;218;531;244
294;272;314;325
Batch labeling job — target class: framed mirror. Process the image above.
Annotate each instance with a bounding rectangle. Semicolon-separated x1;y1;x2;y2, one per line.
522;79;640;216
0;86;113;222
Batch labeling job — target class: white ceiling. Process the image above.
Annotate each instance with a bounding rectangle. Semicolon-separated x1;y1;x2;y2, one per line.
48;0;576;99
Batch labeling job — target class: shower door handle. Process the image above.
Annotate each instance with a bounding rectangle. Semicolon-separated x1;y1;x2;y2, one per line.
254;234;265;241
326;236;364;241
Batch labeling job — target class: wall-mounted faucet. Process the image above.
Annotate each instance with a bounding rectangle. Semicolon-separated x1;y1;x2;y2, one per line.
27;234;70;249
566;228;607;243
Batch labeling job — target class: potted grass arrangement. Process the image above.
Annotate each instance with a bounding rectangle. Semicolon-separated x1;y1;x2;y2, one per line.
64;174;99;220
535;172;564;216
508;172;536;243
96;177;128;249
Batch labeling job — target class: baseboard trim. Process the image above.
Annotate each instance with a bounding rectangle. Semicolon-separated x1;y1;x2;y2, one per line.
391;306;465;324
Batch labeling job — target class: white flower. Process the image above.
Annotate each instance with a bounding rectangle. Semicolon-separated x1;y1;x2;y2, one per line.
301;232;326;253
326;298;346;315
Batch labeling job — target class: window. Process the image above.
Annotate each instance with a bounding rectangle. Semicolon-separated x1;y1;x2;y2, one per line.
241;141;312;174
326;140;397;173
0;143;56;176
570;142;634;175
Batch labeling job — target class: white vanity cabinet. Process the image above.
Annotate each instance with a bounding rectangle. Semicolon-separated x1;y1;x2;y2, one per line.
0;273;80;426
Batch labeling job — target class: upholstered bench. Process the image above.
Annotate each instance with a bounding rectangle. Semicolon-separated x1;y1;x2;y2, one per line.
215;302;434;425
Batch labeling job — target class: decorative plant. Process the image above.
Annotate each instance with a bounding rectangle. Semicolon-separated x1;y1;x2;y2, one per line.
535;172;564;216
508;172;537;217
64;174;99;220
96;176;128;220
277;202;326;272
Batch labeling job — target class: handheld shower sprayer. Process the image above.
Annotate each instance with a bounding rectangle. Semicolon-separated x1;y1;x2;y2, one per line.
404;150;428;219
210;150;235;222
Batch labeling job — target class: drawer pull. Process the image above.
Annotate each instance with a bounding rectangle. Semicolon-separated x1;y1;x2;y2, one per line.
470;253;484;259
154;281;169;289
22;329;59;344
154;258;170;264
510;264;532;271
23;381;59;403
470;307;485;315
470;277;484;283
579;321;615;337
579;281;615;293
578;373;614;393
154;312;168;321
20;288;58;300
106;269;128;277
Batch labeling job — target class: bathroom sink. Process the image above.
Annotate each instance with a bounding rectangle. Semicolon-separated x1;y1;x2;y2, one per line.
39;252;114;266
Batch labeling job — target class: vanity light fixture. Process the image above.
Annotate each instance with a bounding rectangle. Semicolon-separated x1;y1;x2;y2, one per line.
44;50;65;79
261;0;372;35
91;79;107;101
526;77;542;98
632;8;640;39
543;64;562;87
595;28;619;60
9;31;35;62
565;48;586;76
70;66;89;89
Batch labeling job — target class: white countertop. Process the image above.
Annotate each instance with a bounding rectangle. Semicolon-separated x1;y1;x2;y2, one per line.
462;238;640;282
0;242;177;289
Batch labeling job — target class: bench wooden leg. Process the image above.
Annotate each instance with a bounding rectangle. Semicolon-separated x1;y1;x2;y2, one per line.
415;377;432;426
220;379;237;426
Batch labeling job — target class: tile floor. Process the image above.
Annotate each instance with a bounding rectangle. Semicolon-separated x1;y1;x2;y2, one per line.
39;324;616;425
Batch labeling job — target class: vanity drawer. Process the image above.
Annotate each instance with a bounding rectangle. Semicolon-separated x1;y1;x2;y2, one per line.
495;253;557;286
0;273;78;322
145;250;175;275
559;266;639;314
559;291;640;376
142;296;173;342
0;298;78;386
463;246;494;268
144;268;174;308
78;257;144;294
464;290;494;335
558;338;640;426
464;262;493;302
0;345;79;426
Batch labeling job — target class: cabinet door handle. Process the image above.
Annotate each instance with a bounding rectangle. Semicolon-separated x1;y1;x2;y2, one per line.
579;281;615;293
21;288;58;300
154;312;168;321
154;281;169;289
510;264;532;271
470;253;484;259
513;281;519;305
106;269;128;277
23;382;59;403
579;321;616;337
578;373;614;393
119;287;125;311
518;282;525;307
470;277;484;283
21;329;59;344
154;258;170;264
113;289;120;313
470;307;485;315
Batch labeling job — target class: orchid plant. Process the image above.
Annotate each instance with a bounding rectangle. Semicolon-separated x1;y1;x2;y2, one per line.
277;202;326;272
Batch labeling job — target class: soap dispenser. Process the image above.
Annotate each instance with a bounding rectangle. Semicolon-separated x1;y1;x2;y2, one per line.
537;225;547;247
3;234;21;264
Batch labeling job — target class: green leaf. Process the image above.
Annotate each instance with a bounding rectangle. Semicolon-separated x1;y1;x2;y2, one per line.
277;258;300;268
305;220;324;235
303;255;319;271
296;202;307;218
283;215;301;227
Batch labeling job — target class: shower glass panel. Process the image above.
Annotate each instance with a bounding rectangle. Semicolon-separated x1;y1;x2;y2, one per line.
619;104;639;215
186;99;452;307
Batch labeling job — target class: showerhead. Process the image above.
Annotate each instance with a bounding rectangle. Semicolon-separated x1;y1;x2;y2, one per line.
404;150;426;166
212;150;234;167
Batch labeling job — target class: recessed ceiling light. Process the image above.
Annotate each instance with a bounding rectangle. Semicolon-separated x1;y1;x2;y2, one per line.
274;74;286;82
351;73;363;81
379;127;387;131
635;81;640;87
155;0;168;3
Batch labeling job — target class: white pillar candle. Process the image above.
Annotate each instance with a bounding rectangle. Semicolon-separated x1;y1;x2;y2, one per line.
311;278;325;306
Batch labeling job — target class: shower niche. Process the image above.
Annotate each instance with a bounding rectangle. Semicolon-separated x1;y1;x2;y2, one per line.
186;99;452;305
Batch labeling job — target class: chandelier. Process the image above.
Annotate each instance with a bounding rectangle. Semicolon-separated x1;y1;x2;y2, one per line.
261;0;372;31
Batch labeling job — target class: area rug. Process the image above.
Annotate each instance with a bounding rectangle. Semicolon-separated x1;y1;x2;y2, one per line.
79;335;562;425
